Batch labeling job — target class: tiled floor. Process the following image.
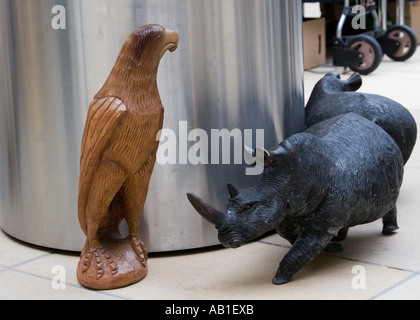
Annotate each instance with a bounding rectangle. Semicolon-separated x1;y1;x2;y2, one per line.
1;48;420;300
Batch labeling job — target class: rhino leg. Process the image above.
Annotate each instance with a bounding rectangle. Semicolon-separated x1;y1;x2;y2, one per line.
276;217;301;245
382;206;399;235
273;228;333;285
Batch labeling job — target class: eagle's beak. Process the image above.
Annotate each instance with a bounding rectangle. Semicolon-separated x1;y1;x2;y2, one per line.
164;29;179;53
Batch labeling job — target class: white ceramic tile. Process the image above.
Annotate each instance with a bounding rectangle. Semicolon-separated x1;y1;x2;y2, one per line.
0;230;53;267
107;240;412;300
0;269;120;300
374;273;420;300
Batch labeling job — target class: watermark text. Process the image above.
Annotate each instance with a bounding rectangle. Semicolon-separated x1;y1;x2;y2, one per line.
156;121;265;175
51;5;66;30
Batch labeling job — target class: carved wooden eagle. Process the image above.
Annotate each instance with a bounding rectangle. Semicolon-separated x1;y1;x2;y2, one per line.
77;24;178;289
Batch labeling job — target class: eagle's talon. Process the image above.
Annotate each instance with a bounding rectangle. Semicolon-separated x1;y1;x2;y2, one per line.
131;236;148;267
80;247;118;279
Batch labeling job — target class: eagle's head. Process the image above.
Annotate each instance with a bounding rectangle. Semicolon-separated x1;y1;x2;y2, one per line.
129;24;179;65
95;24;179;105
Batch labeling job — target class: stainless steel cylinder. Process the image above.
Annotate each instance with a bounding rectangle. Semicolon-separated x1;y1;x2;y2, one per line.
0;0;304;252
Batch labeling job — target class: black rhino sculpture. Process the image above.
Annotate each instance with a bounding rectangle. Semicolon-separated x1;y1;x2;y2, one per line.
188;113;404;284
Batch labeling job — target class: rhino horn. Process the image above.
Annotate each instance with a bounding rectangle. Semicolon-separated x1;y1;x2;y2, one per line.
187;193;225;227
227;184;239;199
343;73;362;92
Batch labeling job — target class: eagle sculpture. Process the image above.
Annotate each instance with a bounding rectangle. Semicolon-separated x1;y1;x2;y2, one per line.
77;24;178;289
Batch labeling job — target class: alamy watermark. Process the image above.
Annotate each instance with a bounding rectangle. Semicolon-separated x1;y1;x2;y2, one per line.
51;5;66;30
156;121;265;176
352;5;367;31
51;3;368;32
51;265;66;290
351;265;367;290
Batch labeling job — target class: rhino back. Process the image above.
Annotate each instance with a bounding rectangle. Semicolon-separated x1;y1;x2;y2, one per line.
305;91;417;164
287;113;404;231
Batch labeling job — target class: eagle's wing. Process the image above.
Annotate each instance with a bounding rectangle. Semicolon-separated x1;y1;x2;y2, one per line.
78;97;127;234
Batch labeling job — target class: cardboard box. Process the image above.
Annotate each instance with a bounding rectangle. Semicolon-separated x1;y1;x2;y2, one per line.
405;1;420;43
303;18;326;70
388;0;420;43
406;17;420;43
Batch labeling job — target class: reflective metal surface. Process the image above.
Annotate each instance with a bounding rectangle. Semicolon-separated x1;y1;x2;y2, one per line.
0;0;304;252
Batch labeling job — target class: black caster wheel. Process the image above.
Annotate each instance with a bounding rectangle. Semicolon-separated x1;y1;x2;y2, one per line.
384;25;417;61
348;35;383;75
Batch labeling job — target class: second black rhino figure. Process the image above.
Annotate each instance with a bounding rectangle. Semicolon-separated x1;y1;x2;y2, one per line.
188;113;404;285
305;72;417;164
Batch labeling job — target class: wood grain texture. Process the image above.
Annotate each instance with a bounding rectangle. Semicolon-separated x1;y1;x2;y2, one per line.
77;24;178;290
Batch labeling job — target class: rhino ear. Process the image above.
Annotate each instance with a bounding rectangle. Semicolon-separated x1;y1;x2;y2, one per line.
343;73;362;92
227;184;240;199
244;145;271;168
244;145;290;168
267;145;291;168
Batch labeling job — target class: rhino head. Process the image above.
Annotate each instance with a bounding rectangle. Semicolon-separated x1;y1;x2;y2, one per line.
187;143;294;248
316;72;363;94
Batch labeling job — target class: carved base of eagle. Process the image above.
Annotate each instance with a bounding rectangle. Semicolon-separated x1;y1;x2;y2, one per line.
77;236;148;290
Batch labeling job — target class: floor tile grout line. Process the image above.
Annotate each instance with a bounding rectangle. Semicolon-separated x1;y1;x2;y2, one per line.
1;266;131;300
260;237;420;300
0;251;131;300
0;252;53;269
369;271;420;300
321;253;419;274
258;238;419;273
10;252;54;268
257;240;291;250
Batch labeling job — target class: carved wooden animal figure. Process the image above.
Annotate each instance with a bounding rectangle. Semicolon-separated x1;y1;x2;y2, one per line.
305;72;417;164
188;113;404;285
77;24;178;289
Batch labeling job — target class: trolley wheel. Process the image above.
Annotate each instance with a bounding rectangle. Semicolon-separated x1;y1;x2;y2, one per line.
348;35;383;75
385;25;417;61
